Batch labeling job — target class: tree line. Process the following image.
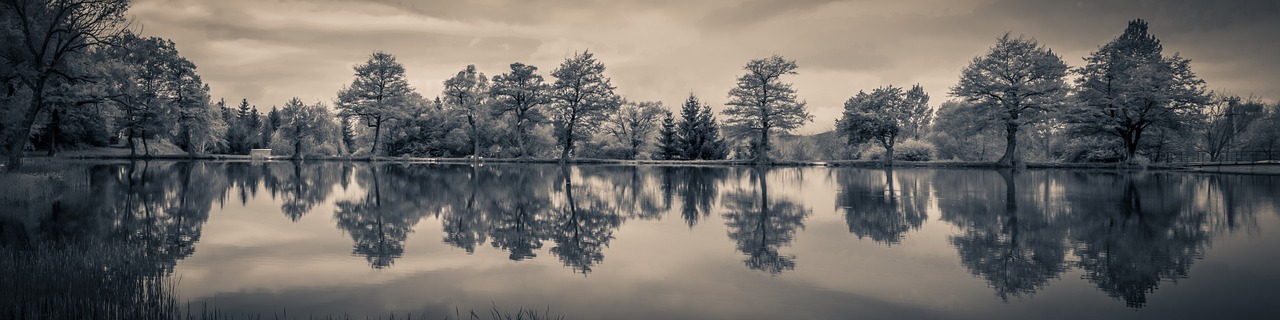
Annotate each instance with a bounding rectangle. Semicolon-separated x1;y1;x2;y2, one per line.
3;0;1277;170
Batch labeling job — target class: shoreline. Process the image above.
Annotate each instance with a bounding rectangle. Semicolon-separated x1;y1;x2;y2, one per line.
16;148;1278;175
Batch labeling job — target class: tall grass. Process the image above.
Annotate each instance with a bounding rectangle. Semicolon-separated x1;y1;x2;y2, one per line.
0;242;180;320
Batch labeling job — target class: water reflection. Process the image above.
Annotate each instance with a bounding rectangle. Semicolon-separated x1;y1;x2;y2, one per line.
937;170;1068;301
722;168;810;274
5;161;1279;314
837;168;929;245
1062;173;1211;308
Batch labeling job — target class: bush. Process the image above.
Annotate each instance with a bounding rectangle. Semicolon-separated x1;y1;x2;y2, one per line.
895;139;935;161
861;139;935;161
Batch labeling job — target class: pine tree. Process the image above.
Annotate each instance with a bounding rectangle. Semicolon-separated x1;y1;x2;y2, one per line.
696;105;728;159
677;94;704;160
656;111;679;160
676;94;728;160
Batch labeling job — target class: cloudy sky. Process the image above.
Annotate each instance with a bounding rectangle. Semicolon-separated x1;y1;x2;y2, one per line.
130;0;1280;134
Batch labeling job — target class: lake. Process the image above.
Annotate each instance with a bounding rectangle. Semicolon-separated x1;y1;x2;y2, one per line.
3;161;1279;319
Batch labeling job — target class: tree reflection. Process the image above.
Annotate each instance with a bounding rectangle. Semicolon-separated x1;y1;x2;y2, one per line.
441;165;490;253
723;168;809;274
837;168;928;245
486;168;553;261
549;166;622;274
939;169;1067;301
1063;173;1211;308
665;167;726;228
271;161;342;222
334;165;419;269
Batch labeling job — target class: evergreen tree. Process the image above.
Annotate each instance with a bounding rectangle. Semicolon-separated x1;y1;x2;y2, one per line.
655;111;679;160
696;105;728;160
676;94;728;160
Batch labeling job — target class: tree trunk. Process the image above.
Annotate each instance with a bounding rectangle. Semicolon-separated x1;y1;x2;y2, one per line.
4;82;47;171
293;130;303;160
516;121;527;158
185;128;197;158
46;108;61;157
127;127;137;158
885;141;895;167
1124;129;1143;164
560;125;574;163
757;125;770;166
141;128;151;158
471;120;480;161
370;116;382;158
998;122;1019;167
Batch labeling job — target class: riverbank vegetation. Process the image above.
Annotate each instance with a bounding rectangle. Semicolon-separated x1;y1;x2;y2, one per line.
3;0;1279;170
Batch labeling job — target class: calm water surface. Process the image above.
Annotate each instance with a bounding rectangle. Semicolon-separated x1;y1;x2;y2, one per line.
7;161;1280;319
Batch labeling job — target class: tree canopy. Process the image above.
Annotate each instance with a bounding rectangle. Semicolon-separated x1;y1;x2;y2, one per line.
1064;19;1209;163
723;55;812;165
951;33;1069;166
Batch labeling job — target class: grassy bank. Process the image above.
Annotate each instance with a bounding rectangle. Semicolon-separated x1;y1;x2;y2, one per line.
38;146;1272;174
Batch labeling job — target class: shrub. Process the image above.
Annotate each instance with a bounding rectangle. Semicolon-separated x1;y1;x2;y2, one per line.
895;139;935;161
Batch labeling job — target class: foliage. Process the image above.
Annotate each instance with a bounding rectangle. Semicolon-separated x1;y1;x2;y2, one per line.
902;85;932;140
273;98;341;158
1064;19;1210;163
676;94;728;160
549;51;621;160
951;33;1070;166
928;101;1004;161
444;64;491;157
605;100;664;159
723;55;812;165
490;62;550;158
336;51;418;156
838;85;914;164
0;0;130;170
654;111;679;160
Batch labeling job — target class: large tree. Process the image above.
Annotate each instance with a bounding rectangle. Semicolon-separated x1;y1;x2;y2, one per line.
490;62;549;158
606;100;664;160
277;97;337;159
549;51;620;161
723;55;812;165
951;33;1069;166
336;51;416;157
1;0;129;170
1065;19;1209;163
443;64;489;159
838;85;912;164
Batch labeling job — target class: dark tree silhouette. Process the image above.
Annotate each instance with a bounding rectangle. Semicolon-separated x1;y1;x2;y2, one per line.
1064;173;1211;308
335;166;419;269
548;166;622;274
939;170;1068;301
837;168;928;245
722;168;809;274
487;168;553;261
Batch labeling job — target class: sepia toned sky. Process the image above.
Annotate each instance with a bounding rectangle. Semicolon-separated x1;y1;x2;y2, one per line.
130;0;1280;134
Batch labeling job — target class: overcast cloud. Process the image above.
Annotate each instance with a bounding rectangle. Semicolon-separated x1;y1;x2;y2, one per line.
130;0;1280;133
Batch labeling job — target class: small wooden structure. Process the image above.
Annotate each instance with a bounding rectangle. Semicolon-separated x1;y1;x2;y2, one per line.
250;149;272;159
